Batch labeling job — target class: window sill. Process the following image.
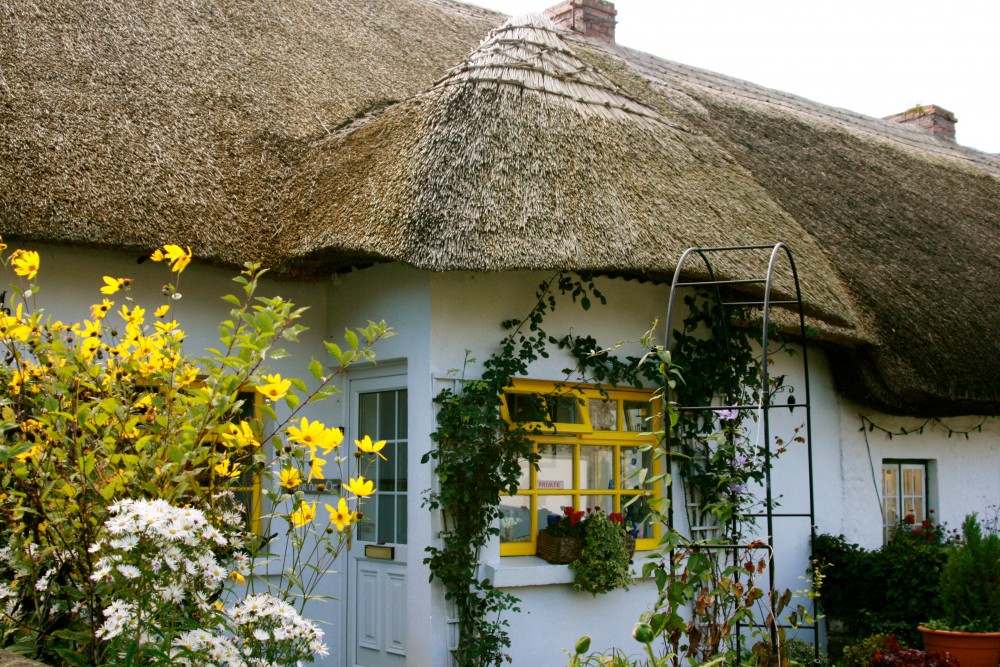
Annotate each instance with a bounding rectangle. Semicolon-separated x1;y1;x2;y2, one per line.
483;556;649;589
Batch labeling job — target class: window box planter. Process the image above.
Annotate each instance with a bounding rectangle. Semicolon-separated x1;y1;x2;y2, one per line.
536;531;583;564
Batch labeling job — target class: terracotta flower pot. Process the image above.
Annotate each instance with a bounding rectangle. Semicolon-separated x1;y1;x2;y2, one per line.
919;625;1000;667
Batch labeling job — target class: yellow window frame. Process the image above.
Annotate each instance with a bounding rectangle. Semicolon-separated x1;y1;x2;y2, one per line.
207;388;264;536
499;380;661;557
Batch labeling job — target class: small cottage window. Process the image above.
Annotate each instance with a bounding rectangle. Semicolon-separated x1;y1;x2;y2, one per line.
498;380;660;557
881;459;929;543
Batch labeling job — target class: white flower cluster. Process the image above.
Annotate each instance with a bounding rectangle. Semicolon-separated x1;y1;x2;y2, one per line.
91;499;243;640
230;594;328;662
91;499;326;666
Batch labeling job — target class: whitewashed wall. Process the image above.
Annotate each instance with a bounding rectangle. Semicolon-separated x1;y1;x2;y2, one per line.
836;403;1000;550
10;247;999;666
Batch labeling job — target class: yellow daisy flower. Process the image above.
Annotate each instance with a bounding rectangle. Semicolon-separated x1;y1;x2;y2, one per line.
325;497;357;532
221;421;258;450
11;250;40;280
343;475;375;498
100;276;130;295
161;244;192;273
256;374;291;401
356;435;388;461
290;501;317;528
278;467;302;490
213;458;241;479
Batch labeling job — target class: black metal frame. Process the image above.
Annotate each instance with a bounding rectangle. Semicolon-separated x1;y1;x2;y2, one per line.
663;243;819;661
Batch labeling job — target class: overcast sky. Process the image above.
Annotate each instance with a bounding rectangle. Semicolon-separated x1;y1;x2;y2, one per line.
471;0;1000;154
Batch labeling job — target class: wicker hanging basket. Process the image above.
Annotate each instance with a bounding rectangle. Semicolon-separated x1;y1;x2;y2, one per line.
536;531;584;564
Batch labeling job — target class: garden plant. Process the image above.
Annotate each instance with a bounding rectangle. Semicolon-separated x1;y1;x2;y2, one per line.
0;241;390;666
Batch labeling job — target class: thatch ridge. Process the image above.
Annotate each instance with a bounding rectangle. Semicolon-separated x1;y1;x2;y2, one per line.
3;1;999;414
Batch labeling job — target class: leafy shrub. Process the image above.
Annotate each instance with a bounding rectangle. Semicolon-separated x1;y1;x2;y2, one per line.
934;513;1000;631
0;243;390;666
840;634;900;667
812;517;954;649
869;636;958;667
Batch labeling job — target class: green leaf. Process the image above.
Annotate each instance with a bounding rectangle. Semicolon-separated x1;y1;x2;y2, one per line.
344;328;359;351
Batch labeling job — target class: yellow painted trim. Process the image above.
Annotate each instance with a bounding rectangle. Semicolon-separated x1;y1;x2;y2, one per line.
499;379;662;557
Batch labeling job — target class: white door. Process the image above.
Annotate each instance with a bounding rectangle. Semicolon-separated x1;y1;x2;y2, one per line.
346;375;408;667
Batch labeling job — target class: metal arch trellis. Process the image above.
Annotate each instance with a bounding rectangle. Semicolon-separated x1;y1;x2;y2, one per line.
663;243;819;659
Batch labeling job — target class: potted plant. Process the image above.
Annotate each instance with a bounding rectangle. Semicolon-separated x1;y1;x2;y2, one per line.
570;509;633;595
919;514;1000;667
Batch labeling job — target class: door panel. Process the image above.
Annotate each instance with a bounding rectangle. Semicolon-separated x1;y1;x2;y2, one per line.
347;376;407;667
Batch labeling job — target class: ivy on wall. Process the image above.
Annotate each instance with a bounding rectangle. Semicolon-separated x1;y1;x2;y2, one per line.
422;272;661;667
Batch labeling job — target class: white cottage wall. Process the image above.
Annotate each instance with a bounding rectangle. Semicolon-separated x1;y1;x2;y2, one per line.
836;403;1000;550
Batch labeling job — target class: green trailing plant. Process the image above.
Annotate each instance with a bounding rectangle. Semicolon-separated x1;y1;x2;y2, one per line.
424;272;638;667
669;290;799;539
570;509;632;596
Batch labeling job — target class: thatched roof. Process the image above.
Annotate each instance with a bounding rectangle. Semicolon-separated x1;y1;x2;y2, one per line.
2;1;999;415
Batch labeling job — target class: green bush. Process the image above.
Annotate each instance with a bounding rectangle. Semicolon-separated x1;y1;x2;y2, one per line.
812;517;954;651
935;514;1000;631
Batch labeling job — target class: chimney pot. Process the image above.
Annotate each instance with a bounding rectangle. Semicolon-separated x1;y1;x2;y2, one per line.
884;104;957;142
543;0;617;42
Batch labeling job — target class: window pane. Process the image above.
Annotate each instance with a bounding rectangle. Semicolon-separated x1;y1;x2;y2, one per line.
377;442;396;491
538;495;575;531
379;391;397;440
398;389;408;439
359;392;378;437
579;494;613;514
579;446;614;490
623;495;654;538
507;393;583;424
623;401;651;432
357;496;375;542
620;446;652;490
589;398;617;431
500;496;532;543
377;493;395;542
396;441;408;492
396;495;407;544
536;444;573;490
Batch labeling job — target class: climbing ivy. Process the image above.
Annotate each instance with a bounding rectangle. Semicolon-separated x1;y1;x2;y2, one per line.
422;272;661;667
669;289;798;539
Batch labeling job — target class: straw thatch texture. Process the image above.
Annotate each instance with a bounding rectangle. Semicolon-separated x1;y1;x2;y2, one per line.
0;0;500;263
2;1;999;414
612;44;1000;415
279;16;865;337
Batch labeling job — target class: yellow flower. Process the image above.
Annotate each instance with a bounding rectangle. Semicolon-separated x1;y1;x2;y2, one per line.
325;497;357;532
356;435;388;461
256;374;291;401
308;456;326;483
14;443;43;461
290;501;317;528
73;319;102;339
221;421;258;450
213;458;241;478
286;418;342;455
100;276;130;295
90;299;114;320
160;244;192;273
119;304;145;325
11;250;40;280
278;467;302;490
149;248;166;263
228;571;246;585
0;304;31;342
154;304;170;318
343;476;375;498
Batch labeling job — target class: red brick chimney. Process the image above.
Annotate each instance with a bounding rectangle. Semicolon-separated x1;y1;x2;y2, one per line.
884;105;957;142
543;0;617;42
